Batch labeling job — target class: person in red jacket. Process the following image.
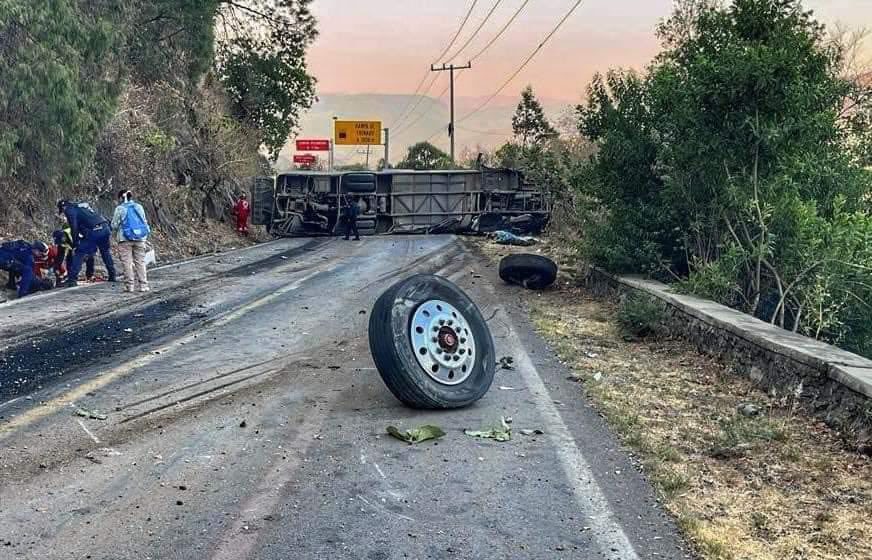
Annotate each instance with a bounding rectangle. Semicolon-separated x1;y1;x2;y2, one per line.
233;193;251;235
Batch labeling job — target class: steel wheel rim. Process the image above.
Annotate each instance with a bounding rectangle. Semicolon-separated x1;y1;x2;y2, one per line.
410;299;476;385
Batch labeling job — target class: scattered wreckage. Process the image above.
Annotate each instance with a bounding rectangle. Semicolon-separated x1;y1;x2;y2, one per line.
250;166;550;237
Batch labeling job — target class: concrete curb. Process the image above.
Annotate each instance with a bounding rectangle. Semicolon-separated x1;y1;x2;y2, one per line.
584;267;872;452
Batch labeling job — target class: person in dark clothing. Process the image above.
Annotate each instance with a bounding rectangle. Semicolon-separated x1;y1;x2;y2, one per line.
0;240;51;297
342;195;360;241
58;200;117;287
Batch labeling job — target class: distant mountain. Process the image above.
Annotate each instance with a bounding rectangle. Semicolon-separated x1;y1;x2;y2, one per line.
277;93;570;171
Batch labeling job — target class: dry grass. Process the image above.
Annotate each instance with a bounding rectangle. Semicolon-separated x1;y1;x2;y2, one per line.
473;237;872;560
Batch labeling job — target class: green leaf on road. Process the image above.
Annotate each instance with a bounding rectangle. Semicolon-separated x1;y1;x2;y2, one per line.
387;425;445;444
464;417;512;442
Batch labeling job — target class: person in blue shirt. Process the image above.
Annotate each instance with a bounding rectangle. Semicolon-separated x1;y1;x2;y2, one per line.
0;240;51;298
57;200;117;287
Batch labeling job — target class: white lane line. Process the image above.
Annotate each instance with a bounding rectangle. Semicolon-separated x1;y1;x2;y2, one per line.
506;323;641;559
373;463;387;479
76;419;101;444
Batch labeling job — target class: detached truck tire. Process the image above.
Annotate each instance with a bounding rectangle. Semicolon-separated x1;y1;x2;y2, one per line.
498;254;558;290
368;274;496;409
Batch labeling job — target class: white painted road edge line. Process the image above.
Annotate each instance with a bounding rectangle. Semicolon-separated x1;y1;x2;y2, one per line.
508;324;640;559
447;261;640;558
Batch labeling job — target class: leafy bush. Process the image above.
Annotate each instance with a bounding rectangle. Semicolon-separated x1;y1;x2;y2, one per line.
616;293;666;337
576;0;872;357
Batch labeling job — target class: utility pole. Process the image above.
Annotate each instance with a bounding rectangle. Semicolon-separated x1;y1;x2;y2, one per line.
430;62;471;164
383;127;389;169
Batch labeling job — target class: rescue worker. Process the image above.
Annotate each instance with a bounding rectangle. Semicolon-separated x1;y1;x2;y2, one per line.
233;193;251;235
111;189;151;293
53;227;94;283
0;240;52;297
342;195;360;241
58;200;117;287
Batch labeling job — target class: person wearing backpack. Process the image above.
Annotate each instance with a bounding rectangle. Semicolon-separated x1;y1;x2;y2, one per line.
111;189;151;293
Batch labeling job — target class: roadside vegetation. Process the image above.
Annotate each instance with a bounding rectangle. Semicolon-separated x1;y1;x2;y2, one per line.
480;0;872;359
0;0;317;254
476;237;872;560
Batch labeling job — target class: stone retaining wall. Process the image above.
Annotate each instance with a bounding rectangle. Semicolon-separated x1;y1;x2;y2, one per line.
585;267;872;453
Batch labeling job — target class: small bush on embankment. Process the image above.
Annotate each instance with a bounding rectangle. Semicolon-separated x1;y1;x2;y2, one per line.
616;293;665;337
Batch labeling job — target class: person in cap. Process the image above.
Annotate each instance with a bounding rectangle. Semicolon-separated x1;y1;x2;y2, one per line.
57;200;117;287
0;240;53;297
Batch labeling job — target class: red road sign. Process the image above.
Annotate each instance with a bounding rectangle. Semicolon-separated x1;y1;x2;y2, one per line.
293;154;317;164
295;139;329;151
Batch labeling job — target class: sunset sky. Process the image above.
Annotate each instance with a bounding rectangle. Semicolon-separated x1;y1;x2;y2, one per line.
307;0;872;104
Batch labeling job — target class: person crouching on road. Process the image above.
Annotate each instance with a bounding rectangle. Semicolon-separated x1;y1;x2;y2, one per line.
58;199;117;287
0;240;52;298
112;189;151;293
233;193;251;235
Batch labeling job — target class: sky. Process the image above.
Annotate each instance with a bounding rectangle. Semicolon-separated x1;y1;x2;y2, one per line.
307;0;872;104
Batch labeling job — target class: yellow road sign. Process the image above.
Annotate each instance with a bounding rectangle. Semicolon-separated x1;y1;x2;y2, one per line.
334;120;382;145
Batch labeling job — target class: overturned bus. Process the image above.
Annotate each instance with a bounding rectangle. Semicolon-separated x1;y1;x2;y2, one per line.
249;167;550;237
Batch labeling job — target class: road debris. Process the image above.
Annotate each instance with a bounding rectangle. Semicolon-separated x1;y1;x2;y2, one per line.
498;356;515;370
74;407;107;420
464;416;512;442
519;428;544;436
386;425;445;444
737;402;762;417
491;230;538;246
498;386;517;391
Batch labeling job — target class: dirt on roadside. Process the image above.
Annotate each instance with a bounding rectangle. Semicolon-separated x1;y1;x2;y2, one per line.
471;236;872;560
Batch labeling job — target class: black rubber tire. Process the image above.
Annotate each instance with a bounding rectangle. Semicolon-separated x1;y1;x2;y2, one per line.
498;254;558;290
368;274;496;409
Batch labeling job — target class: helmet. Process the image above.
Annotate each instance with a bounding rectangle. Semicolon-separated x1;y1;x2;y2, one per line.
32;240;49;254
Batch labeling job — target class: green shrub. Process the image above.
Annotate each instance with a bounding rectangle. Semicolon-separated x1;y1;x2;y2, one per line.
616;293;666;337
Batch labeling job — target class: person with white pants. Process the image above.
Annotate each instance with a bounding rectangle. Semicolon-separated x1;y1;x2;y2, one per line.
111;189;151;293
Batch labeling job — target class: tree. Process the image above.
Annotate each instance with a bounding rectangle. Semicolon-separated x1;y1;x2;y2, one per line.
577;0;872;355
214;0;318;160
396;142;451;170
512;86;557;147
0;0;124;187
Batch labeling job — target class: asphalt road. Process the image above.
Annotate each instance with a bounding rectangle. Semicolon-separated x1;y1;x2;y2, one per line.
0;236;689;560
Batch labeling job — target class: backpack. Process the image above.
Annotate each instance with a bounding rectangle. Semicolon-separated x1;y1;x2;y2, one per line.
121;202;151;241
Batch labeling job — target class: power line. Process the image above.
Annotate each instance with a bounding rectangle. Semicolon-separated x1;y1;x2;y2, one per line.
467;0;530;63
389;0;479;129
392;80;452;138
457;0;583;125
432;0;480;64
443;0;503;64
457;125;513;136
